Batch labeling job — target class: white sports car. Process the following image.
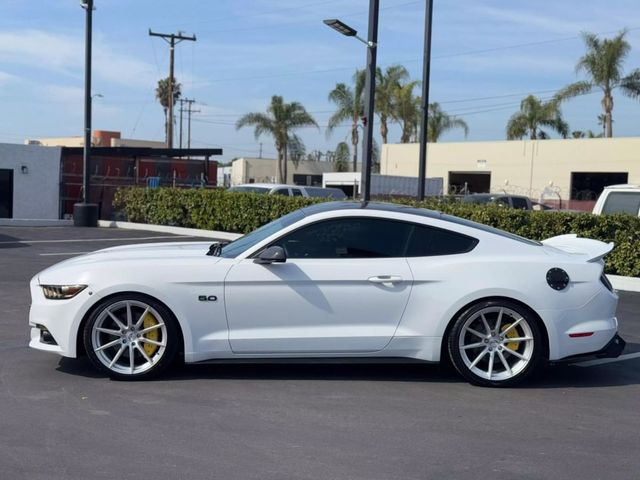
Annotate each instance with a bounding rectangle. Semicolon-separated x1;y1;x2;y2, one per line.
29;202;625;386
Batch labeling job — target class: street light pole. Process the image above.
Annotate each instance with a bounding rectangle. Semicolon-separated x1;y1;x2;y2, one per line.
74;0;99;227
417;0;434;200
360;0;379;203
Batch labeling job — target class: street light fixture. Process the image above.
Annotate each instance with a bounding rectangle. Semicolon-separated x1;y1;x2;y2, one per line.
323;0;379;203
323;19;375;47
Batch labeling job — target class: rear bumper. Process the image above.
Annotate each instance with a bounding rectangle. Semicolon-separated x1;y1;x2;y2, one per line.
554;334;626;363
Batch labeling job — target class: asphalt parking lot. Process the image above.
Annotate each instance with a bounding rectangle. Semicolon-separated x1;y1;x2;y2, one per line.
1;226;639;480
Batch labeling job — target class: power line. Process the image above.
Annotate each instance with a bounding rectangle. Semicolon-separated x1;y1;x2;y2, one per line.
186;26;640;86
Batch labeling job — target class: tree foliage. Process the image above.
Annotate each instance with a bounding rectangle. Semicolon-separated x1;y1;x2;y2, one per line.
327;70;366;171
555;30;640;137
506;95;569;140
236;95;317;183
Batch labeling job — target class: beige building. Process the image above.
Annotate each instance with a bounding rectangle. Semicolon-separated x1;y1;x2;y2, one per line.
26;130;165;148
231;157;336;186
381;137;640;207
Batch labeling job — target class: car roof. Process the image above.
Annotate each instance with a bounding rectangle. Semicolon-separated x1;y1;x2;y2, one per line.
300;201;440;218
602;184;640;190
300;201;541;246
233;183;288;189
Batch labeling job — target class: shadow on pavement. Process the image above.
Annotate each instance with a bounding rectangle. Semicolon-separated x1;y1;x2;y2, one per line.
0;233;27;249
56;354;640;388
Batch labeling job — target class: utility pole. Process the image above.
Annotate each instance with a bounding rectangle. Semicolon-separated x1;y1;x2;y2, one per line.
178;98;185;149
148;30;196;148
183;98;200;149
259;142;263;158
360;0;380;202
417;0;434;200
74;0;98;227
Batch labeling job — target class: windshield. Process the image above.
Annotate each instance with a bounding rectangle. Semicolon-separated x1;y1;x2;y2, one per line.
219;209;306;258
228;186;270;194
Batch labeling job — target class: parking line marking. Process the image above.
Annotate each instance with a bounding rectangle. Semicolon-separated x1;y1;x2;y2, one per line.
572;352;640;367
0;235;196;245
40;252;92;256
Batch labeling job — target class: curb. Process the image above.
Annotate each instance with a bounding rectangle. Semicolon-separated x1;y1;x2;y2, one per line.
97;220;242;241
98;220;640;293
0;219;74;227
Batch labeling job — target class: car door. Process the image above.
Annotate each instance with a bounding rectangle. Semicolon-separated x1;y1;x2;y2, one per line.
224;217;414;354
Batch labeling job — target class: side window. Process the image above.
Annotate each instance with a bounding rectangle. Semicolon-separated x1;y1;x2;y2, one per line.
271;218;413;259
273;188;289;196
495;197;510;207
602;192;640;215
511;197;529;210
291;188;303;197
406;224;478;257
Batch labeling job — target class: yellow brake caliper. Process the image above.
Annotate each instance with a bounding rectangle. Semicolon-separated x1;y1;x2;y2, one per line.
501;323;520;351
142;312;160;357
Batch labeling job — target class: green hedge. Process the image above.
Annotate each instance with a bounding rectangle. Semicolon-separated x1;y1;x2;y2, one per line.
113;188;640;277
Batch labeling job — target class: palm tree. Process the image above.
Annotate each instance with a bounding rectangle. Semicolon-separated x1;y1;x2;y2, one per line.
394;80;421;143
236;95;318;183
333;142;350;172
155;77;182;145
555;30;640;137
327;70;366;171
375;65;409;144
506;95;569;140
427;102;469;142
572;129;602;138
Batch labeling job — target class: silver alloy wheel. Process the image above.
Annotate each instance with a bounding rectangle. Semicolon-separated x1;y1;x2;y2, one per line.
91;300;168;375
458;306;535;381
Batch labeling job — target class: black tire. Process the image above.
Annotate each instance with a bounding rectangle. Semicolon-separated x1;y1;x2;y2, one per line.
83;293;179;380
447;300;544;387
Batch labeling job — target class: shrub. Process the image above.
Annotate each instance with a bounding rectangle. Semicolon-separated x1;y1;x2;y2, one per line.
113;188;640;276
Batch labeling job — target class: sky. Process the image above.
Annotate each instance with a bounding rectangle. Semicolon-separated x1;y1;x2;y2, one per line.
1;0;640;162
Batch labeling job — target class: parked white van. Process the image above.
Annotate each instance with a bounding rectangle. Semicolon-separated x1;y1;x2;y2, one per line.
592;184;640;216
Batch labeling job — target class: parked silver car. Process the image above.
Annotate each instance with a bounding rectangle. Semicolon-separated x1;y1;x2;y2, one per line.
229;183;347;199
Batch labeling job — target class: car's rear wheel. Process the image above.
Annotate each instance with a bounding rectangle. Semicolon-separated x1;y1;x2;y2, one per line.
448;300;543;387
83;294;179;380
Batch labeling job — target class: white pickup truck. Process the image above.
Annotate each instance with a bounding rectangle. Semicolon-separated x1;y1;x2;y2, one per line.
592;184;640;216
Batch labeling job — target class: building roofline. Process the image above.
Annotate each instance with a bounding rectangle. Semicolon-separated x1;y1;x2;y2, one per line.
61;146;223;157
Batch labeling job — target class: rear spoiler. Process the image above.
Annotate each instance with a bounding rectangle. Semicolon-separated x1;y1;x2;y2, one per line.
541;234;614;263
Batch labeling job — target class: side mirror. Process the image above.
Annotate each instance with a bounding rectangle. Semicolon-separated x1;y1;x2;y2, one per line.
254;246;287;265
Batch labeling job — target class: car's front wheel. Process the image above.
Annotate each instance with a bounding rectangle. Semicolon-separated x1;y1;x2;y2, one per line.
83;294;179;380
448;300;544;387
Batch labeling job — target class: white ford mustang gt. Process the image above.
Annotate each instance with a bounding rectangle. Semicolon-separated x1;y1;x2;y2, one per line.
29;202;625;386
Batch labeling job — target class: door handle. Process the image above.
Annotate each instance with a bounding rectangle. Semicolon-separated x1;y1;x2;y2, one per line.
368;275;403;287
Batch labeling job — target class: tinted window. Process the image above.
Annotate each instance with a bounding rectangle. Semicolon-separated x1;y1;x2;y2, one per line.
406;225;478;257
441;214;542;246
602;192;640;215
220;210;305;258
274;188;290;196
291;188;303;197
271;218;413;259
511;197;529;210
305;187;347;199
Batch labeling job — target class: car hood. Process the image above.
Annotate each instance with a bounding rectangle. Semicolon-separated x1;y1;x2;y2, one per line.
38;241;217;276
542;234;614;262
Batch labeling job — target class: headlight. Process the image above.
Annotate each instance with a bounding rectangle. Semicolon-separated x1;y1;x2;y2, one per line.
41;285;87;300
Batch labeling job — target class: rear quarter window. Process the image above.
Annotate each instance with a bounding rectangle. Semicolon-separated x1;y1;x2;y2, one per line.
602;192;640;215
406;225;478;257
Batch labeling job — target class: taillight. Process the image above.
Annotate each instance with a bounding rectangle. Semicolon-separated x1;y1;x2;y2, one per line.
600;273;613;292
